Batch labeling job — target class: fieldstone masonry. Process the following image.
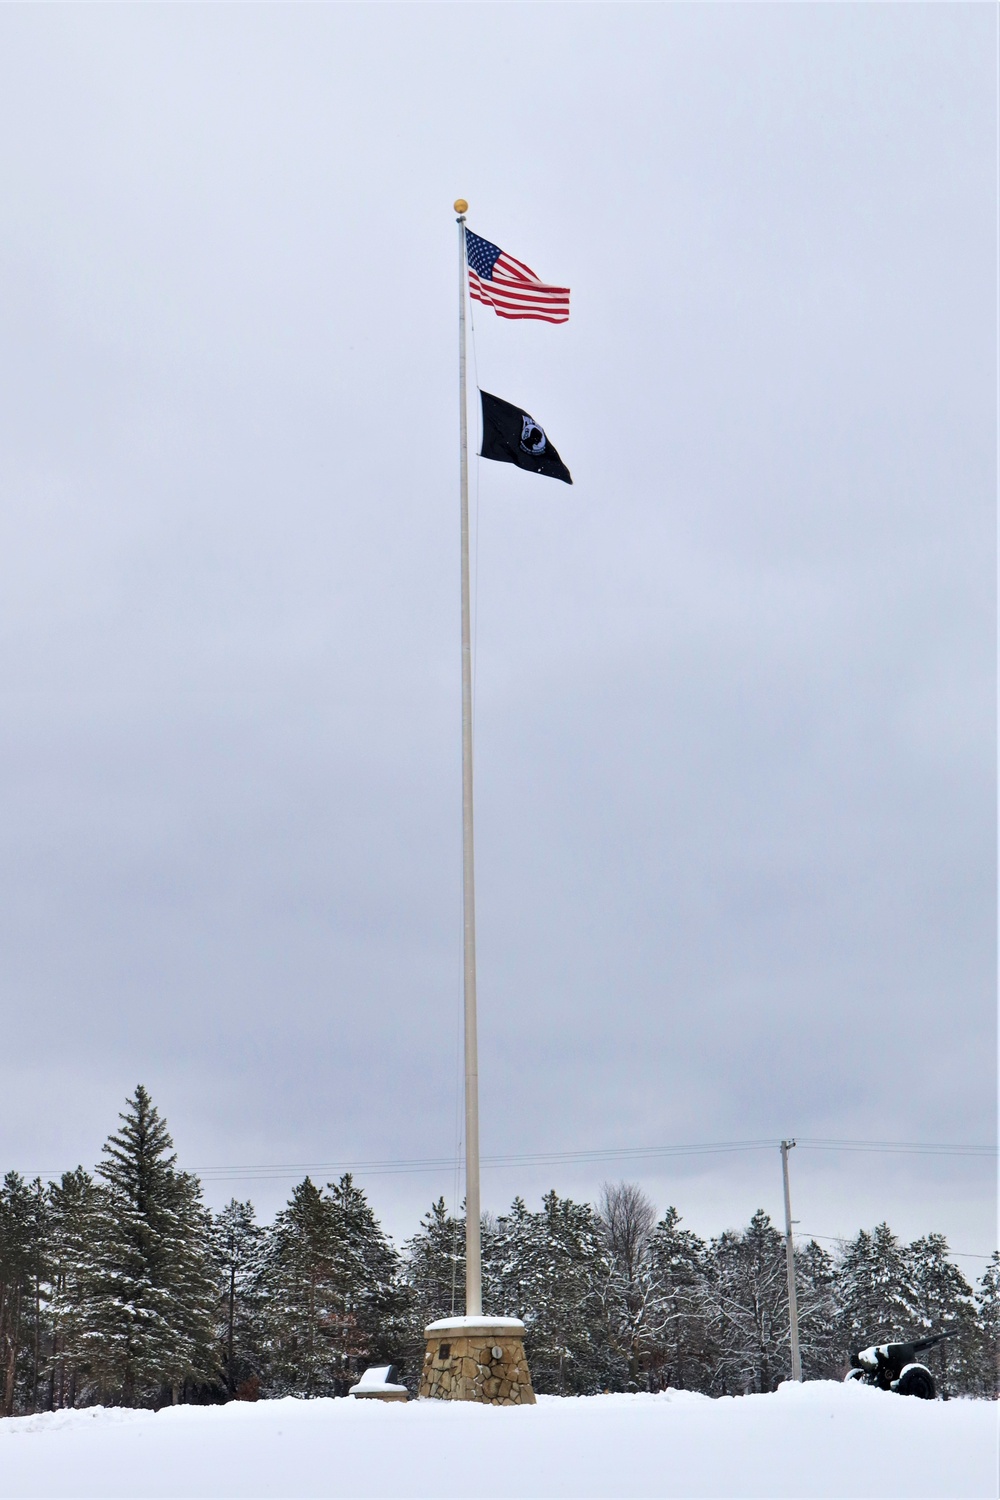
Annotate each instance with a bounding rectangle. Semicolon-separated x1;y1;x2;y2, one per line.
419;1317;536;1405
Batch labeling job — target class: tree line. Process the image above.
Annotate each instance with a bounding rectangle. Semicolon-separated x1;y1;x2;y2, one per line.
0;1087;996;1414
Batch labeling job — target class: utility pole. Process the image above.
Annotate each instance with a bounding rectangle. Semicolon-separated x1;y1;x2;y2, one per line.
780;1139;802;1381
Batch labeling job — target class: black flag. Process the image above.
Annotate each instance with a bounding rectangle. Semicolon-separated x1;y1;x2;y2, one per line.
479;390;572;485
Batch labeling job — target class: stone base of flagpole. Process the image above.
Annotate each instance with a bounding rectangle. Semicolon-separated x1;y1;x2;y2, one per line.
418;1317;536;1405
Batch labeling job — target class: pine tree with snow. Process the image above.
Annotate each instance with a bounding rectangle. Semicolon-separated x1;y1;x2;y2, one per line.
523;1191;613;1395
400;1196;465;1383
22;1178;49;1413
704;1210;789;1394
482;1196;534;1320
260;1177;334;1396
263;1174;403;1397
85;1086;218;1405
902;1234;980;1395
0;1172;49;1416
324;1173;405;1385
210;1200;267;1398
482;1194;602;1391
834;1223;916;1358
794;1239;841;1380
647;1207;713;1392
403;1197;465;1325
46;1168;103;1409
973;1251;1000;1398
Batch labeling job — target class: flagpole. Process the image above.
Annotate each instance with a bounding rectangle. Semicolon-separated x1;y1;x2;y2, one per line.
454;197;482;1318
415;206;534;1402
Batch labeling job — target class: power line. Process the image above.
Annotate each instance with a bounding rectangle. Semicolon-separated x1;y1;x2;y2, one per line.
799;1230;993;1261
797;1138;996;1158
23;1136;994;1185
189;1136;995;1183
192;1140;776;1182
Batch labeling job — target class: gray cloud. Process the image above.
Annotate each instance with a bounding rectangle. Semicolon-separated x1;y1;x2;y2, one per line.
0;5;993;1259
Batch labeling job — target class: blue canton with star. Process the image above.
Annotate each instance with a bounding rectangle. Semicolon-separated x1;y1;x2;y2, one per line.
465;230;502;281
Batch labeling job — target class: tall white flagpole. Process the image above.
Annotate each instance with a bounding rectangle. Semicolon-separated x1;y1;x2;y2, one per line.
415;204;533;1402
454;197;482;1317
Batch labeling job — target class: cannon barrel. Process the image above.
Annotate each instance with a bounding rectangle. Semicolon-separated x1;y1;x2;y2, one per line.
850;1332;952;1371
881;1332;952;1366
906;1331;952;1356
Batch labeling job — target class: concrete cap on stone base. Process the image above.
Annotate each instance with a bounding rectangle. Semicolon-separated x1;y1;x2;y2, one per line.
424;1315;525;1336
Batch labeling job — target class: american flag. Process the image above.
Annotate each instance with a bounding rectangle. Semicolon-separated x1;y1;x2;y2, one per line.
465;229;570;324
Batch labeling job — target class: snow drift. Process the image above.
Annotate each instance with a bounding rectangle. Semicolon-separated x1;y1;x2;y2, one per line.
0;1381;994;1499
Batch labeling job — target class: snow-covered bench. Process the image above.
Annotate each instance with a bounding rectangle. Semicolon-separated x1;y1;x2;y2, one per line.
348;1364;409;1402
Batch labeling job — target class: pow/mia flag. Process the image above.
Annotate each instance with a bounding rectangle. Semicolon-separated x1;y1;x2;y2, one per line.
479;390;573;485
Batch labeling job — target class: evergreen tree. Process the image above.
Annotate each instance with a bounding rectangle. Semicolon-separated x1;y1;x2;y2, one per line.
400;1197;464;1386
263;1174;403;1397
0;1173;48;1417
647;1207;713;1392
85;1086;218;1405
905;1234;979;1394
22;1178;49;1414
482;1197;534;1320
324;1173;405;1384
260;1177;334;1396
411;1191;611;1396
520;1191;611;1396
974;1251;1000;1398
794;1239;841;1380
835;1223;916;1358
46;1168;103;1409
210;1200;267;1398
704;1210;789;1394
403;1197;465;1325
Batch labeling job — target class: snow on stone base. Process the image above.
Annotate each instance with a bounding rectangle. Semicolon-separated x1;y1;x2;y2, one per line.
0;1382;995;1499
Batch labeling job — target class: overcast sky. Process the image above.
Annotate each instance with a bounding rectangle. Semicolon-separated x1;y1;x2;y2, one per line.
0;4;994;1268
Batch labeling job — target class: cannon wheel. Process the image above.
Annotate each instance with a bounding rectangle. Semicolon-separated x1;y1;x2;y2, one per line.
896;1363;935;1399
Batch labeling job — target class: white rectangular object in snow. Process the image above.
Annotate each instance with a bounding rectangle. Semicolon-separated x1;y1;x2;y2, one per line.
348;1365;409;1401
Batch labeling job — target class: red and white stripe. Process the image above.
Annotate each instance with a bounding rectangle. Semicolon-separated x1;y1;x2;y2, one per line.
469;250;570;324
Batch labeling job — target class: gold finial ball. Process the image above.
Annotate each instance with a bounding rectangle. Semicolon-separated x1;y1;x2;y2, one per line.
454;198;468;214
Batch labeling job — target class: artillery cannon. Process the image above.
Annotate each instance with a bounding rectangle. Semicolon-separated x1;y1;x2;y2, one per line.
845;1332;950;1399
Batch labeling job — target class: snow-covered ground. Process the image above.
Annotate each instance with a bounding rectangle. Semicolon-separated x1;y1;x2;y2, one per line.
0;1383;995;1499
